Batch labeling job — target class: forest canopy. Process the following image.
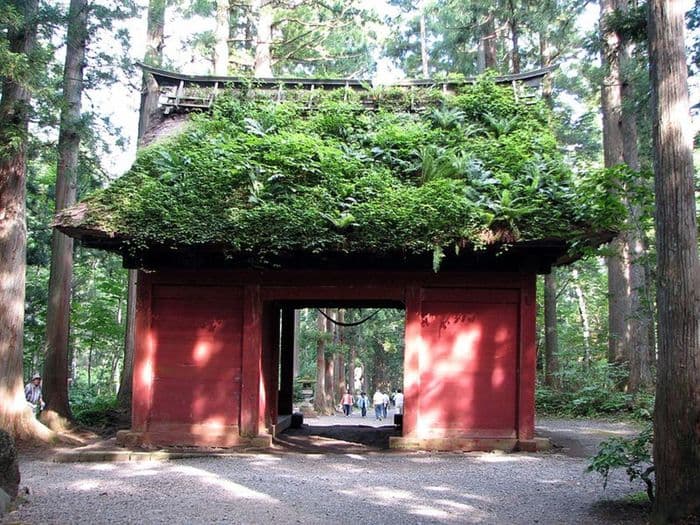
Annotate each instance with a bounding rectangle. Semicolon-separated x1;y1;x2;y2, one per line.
56;78;623;266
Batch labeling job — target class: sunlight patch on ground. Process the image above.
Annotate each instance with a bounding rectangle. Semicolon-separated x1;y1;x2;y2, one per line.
344;453;366;461
424;485;452;492
68;479;101;491
434;498;481;511
87;464;117;471
475;454;540;464
169;464;279;502
410;505;451;519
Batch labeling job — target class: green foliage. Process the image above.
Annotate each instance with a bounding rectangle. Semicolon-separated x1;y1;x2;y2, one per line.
69;386;119;427
587;425;655;502
536;385;633;418
65;79;622;266
603;5;648;44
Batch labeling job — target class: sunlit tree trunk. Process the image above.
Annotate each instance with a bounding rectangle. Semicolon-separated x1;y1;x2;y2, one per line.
601;0;630;381
120;0;166;411
0;0;51;440
544;271;560;388
253;0;273;76
44;0;89;426
213;0;230;75
648;0;700;519
507;0;520;73
619;1;653;393
419;1;429;77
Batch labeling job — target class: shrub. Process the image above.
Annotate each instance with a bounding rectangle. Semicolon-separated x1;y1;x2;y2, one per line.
70;385;119;427
587;424;655;502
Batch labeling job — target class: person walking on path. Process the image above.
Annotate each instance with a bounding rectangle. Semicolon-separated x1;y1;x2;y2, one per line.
341;390;354;417
373;389;384;421
357;392;369;417
24;373;44;416
394;389;404;415
382;391;390;419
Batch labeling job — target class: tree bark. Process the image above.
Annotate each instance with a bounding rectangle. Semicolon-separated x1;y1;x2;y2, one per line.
0;0;52;440
120;0;166;412
214;0;230;75
314;309;328;413
116;272;136;409
619;2;653;393
136;0;165;142
292;309;300;378
648;0;700;520
479;13;497;72
253;0;273;77
601;0;630;379
419;1;429;77
508;0;520;74
44;0;89;424
544;271;560;389
572;269;591;366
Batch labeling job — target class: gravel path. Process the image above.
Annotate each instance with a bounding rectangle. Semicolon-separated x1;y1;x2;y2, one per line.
3;419;650;525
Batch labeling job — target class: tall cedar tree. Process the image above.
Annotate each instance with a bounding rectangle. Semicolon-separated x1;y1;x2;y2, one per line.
648;0;700;520
43;0;89;426
0;0;52;440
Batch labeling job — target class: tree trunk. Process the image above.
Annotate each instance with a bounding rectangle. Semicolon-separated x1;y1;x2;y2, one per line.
0;0;51;440
539;32;553;107
648;0;700;519
479;13;497;72
120;0;166;412
44;0;89;425
253;0;273;77
314;309;327;413
544;271;560;389
419;1;429;77
214;0;230;75
601;0;630;380
136;0;165;142
325;352;334;410
117;272;136;409
508;1;520;74
336;309;346;399
571;269;592;367
619;3;653;393
292;309;300;378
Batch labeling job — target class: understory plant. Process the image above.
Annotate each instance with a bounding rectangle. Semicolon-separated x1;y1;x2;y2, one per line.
587;424;655;502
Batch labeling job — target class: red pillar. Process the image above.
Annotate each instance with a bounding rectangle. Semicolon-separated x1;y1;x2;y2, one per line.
240;284;262;437
131;271;153;433
518;274;537;443
403;285;422;437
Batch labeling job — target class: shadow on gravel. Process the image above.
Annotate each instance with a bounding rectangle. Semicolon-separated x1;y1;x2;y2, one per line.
589;498;651;524
274;424;399;453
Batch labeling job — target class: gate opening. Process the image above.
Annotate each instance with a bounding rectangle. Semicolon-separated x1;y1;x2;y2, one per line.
269;303;405;451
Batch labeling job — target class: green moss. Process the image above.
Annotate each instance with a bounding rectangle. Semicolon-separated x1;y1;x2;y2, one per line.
75;78;622;262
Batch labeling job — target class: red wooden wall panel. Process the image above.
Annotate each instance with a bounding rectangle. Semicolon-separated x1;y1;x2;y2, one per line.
411;289;519;439
149;285;243;428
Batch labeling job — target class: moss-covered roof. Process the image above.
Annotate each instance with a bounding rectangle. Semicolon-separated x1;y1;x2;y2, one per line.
56;77;620;271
